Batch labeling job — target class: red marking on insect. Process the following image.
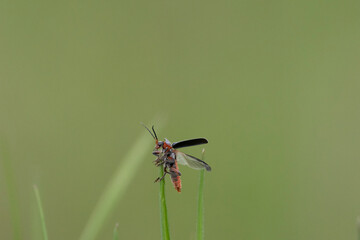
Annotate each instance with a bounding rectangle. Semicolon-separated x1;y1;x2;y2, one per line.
142;124;211;192
167;159;181;192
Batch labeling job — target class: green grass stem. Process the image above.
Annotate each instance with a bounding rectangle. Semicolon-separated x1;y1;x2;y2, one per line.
0;139;22;240
113;223;119;240
33;185;49;240
79;128;158;240
159;167;170;240
357;217;360;240
196;149;206;240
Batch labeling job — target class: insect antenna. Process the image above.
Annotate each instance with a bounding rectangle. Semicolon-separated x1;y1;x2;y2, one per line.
152;125;158;140
141;123;156;139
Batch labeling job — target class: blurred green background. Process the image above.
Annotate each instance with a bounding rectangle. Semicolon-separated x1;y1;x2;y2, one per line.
1;0;360;239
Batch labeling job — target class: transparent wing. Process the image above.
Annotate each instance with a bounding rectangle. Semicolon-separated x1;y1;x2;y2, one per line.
175;151;211;171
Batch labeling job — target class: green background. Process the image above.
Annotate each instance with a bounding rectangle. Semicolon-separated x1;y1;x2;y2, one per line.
1;0;360;239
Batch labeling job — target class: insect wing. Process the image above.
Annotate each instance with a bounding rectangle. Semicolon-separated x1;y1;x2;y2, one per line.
175;151;211;171
172;138;208;149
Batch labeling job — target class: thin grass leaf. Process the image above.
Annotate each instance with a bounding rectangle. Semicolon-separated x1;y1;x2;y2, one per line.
33;185;49;240
159;166;170;240
113;223;119;240
79;128;158;240
357;216;360;240
31;195;42;240
0;139;22;240
196;149;206;240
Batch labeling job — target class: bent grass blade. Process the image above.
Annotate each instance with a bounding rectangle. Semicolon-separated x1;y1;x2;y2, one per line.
33;185;49;240
79;128;158;240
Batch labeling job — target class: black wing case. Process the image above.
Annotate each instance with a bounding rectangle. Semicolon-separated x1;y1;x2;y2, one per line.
172;138;208;149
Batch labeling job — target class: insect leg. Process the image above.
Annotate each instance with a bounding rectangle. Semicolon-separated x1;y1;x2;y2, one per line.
154;158;165;167
153;151;167;166
152;151;161;156
154;166;169;183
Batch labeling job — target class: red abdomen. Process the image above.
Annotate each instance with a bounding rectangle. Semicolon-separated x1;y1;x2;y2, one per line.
170;161;182;192
171;175;181;192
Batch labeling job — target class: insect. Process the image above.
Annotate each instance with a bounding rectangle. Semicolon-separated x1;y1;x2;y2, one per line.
143;125;211;192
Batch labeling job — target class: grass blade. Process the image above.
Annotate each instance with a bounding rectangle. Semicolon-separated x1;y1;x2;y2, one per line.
357;216;360;240
79;129;157;240
0;139;22;240
159;167;170;240
196;149;206;240
33;185;49;240
113;223;119;240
